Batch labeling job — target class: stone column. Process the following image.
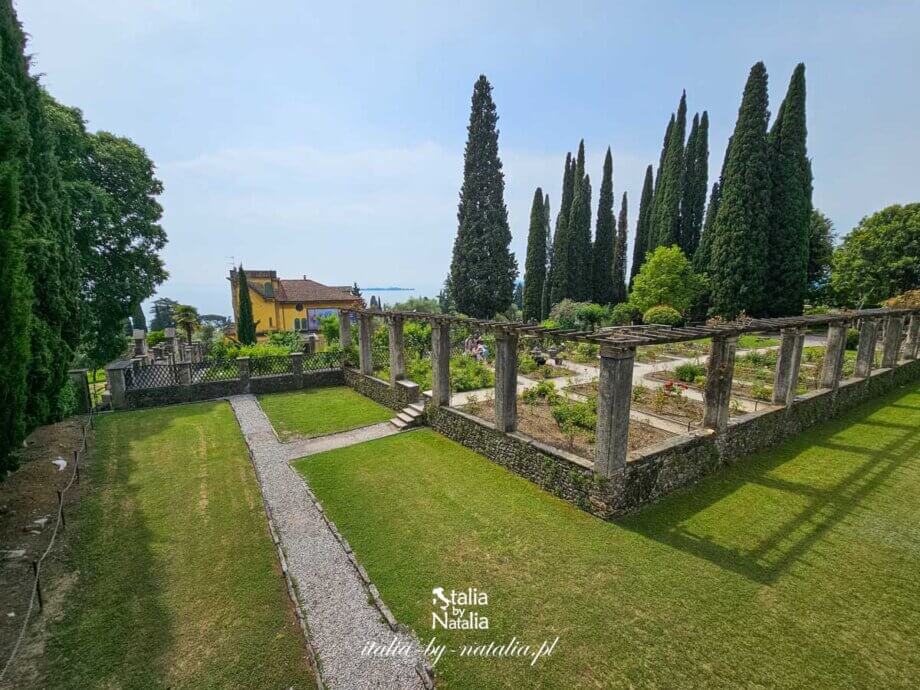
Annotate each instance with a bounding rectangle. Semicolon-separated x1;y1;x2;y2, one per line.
771;328;804;406
430;321;451;407
165;327;178;359
68;369;91;414
905;313;920;360
820;322;848;389
237;356;251;393
132;329;148;358
594;345;636;477
854;318;879;378
703;336;738;431
387;315;406;385
493;330;519;433
338;310;352;348
291;352;303;384
358;314;373;375
881;314;904;368
104;362;128;410
178;361;192;384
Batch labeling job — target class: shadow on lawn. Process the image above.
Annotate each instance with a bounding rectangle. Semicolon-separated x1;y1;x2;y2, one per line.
621;389;920;586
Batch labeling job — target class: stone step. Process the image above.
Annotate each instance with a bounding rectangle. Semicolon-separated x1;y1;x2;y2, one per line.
402;407;422;419
408;402;425;413
396;412;415;424
390;417;408;430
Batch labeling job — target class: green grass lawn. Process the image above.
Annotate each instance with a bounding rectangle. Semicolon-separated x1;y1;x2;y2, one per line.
294;385;920;689
259;385;393;441
45;402;316;689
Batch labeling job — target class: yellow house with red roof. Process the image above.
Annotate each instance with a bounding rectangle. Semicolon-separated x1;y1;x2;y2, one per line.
228;269;362;340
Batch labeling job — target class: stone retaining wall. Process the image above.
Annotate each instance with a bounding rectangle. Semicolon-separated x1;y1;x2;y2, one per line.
343;368;419;411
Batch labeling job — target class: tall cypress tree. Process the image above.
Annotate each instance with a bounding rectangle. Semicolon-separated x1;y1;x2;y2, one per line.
629;165;655;287
450;75;516;318
236;265;256;344
680;111;709;257
568;168;593;301
654;116;674;194
131;302;147;331
549;152;575;305
765;63;811;316
693;181;720;274
612;192;628;304
709;62;771;318
541;193;552;319
522;187;547;322
592;147;616;304
649;92;686;251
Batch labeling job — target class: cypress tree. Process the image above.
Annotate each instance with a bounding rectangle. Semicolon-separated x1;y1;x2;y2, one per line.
649;91;686;251
237;265;256;344
522;187;547;322
450;75;517;318
654;116;674;194
612;192;628;304
131;302;147;331
629;164;655;286
765;63;811;316
709;62;771;318
568;168;593;301
680;111;709;257
541;193;551;319
693;181;720;274
592;147;616;304
549;153;575;305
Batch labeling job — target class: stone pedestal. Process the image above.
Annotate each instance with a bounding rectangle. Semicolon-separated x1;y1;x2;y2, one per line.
164;328;178;359
881;315;904;368
771;328;804;406
358;314;374;375
430;321;451;407
594;345;635;477
236;356;251;393
104;362;129;410
291;352;303;379
387;315;406;385
905;314;920;360
178;361;192;384
821;322;848;389
132;329;148;358
493;331;519;433
703;336;738;431
338;310;352;348
68;369;91;414
854;318;879;378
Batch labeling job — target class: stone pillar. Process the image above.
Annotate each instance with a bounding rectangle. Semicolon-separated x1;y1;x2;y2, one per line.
771;328;804;406
68;369;91;414
132;329;147;358
291;351;303;382
305;334;317;354
357;314;374;375
820;322;848;389
881;314;904;368
165;327;178;359
237;356;251;393
430;321;451;407
493;331;519;433
178;361;192;384
104;362;128;410
905;314;920;360
854;318;879;378
387;315;406;385
594;345;636;477
703;336;738;431
338;310;352;348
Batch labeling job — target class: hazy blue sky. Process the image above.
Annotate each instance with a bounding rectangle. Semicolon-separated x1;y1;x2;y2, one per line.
17;0;920;315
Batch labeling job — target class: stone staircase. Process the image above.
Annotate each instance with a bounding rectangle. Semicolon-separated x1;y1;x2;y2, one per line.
389;402;425;431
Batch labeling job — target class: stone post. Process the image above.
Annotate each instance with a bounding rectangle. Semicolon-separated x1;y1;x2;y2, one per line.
305;334;317;354
237;356;251;393
132;329;147;358
387;315;406;385
881;314;904;368
68;369;91;414
178;360;192;384
771;328;804;406
104;362;129;410
493;330;519;433
291;352;303;386
820;321;848;389
165;327;178;359
338;310;352;348
358;314;374;375
594;345;636;477
854;318;879;378
430;321;451;407
703;336;738;431
905;313;920;360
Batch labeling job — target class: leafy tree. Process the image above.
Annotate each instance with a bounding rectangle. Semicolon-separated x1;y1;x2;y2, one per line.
649;93;686;250
592;148;616;304
172;304;199;345
390;296;440;313
450;75;517;317
236;266;257;344
680;111;709;257
806;208;834;301
200;313;231;328
643;305;682;326
629;165;654;286
629;245;707;314
131;302;147;331
150;297;178;331
549;152;575;305
612;192;628;304
709;63;771;318
830;204;920;307
523;187;547;321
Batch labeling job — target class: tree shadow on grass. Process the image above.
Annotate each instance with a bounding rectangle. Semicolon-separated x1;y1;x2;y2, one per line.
621;387;920;585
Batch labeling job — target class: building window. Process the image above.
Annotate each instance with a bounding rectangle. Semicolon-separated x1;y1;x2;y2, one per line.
263;282;274;298
268;317;273;328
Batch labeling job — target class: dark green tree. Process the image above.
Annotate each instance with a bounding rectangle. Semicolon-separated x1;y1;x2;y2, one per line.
522;187;547;321
450;75;516;318
709;63;771;318
680;111;709;257
236;266;256;344
612;192;628;304
541;193;552;319
549;152;575;305
592;147;616;304
629;165;655;286
150;297;178;331
765;63;811;316
649;92;686;251
568;169;593;300
131;302;147;331
693;181;720;274
806;208;834;302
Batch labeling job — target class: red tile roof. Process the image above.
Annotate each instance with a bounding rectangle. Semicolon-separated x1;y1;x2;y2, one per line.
276;279;358;303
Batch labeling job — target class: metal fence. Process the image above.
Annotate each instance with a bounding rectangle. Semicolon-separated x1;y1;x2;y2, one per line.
125;362;178;390
250;355;293;377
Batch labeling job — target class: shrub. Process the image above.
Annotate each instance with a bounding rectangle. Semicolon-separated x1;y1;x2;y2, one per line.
845;328;860;351
803;304;831;315
403;321;432;358
570;343;599;364
147;329;166;346
629;245;707;314
518;353;539;375
267;330;303;351
632;384;648;402
549;300;609;330
609;302;639;326
674;361;705;383
522;380;560;405
884;289;920;309
643;305;682;326
450;355;494;391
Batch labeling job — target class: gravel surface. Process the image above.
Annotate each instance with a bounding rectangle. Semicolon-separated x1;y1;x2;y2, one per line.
229;395;426;690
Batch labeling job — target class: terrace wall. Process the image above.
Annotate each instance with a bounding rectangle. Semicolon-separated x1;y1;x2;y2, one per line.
343;368;419;411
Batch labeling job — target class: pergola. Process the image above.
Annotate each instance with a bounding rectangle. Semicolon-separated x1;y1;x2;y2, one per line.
341;306;920;477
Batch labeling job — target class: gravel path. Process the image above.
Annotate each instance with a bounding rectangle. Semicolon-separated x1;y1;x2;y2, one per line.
229;395;426;690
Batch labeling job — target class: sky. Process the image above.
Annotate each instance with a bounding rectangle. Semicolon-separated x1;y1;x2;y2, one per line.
16;0;920;316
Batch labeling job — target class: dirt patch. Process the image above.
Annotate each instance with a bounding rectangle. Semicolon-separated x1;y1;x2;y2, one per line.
0;417;89;689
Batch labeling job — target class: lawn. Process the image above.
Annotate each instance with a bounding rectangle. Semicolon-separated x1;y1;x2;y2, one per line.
294;385;920;689
44;402;316;689
259;385;393;440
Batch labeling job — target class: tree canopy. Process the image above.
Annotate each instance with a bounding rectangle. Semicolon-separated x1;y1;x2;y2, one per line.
629;245;707;315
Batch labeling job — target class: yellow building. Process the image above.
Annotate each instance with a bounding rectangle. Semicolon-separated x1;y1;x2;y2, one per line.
228;269;362;340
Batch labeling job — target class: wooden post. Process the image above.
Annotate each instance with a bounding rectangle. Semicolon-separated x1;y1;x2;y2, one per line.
703;336;738;431
594;345;635;476
493;331;519;432
387;315;406;385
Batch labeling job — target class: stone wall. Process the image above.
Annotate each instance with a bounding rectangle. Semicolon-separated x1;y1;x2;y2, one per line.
343;368;419;411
